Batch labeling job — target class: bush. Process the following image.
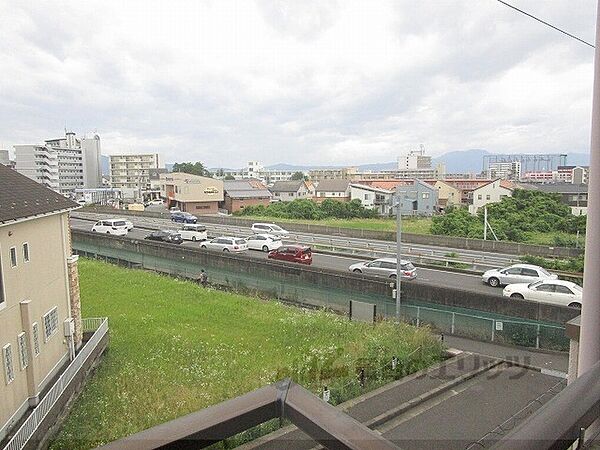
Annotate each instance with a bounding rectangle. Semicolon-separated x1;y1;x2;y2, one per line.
236;199;378;220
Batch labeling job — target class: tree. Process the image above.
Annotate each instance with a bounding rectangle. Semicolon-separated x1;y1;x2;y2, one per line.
172;162;212;178
224;174;235;180
290;171;305;181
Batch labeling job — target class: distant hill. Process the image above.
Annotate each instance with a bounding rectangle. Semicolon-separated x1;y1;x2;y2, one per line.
433;149;490;173
565;153;590;167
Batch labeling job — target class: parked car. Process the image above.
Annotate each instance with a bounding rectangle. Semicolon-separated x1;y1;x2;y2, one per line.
348;258;417;280
169;207;181;213
91;219;129;236
171;211;198;223
147;199;163;206
251;223;289;236
201;236;248;252
482;264;557;287
179;223;208;242
268;245;312;265
246;234;283;252
144;230;183;244
503;280;582;308
115;218;134;230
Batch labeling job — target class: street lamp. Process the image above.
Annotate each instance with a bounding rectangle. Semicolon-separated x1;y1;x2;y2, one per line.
393;195;402;323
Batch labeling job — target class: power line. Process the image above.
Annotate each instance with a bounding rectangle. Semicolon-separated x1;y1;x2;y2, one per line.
496;0;595;49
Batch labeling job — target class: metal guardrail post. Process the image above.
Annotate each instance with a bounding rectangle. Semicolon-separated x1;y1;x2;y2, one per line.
536;323;541;349
451;313;455;334
491;321;495;342
416;307;420;327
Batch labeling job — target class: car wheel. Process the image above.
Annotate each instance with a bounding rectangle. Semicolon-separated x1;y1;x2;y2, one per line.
223;248;229;252
352;269;362;273
201;245;207;249
192;236;197;242
106;231;110;234
488;277;500;287
262;245;269;252
389;274;397;279
568;302;582;309
510;293;524;299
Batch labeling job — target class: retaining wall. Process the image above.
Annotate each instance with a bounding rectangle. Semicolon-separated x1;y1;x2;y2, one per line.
71;230;579;325
81;206;582;258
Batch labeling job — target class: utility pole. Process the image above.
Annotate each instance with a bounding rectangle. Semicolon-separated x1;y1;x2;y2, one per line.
395;194;402;323
484;206;488;241
578;0;600;377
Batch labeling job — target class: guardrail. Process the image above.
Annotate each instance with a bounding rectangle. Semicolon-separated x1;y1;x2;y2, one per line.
3;318;109;450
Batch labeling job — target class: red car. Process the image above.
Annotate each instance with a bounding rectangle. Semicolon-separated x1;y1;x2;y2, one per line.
268;245;313;265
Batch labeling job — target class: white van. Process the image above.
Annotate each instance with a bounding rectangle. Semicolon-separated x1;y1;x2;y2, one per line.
251;223;289;236
91;219;129;236
179;223;208;242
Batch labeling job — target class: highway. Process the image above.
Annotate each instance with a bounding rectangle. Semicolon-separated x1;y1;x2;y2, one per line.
69;216;502;296
71;211;519;270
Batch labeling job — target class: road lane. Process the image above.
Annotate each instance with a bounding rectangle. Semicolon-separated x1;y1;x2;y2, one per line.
70;218;500;296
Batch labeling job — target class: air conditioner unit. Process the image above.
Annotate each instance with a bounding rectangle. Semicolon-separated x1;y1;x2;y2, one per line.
63;318;75;337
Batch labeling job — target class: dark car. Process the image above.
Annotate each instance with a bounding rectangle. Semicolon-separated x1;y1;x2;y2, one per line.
268;245;312;265
170;212;198;224
144;230;183;244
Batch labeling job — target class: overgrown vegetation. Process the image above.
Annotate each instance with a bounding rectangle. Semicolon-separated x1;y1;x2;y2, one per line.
51;259;443;449
236;198;379;220
431;190;586;244
172;161;212;177
520;254;585;274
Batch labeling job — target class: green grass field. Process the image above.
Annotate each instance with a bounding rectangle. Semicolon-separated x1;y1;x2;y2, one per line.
50;259;443;449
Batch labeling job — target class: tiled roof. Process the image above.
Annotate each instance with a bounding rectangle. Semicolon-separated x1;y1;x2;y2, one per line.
0;164;78;225
270;180;305;192
315;179;350;192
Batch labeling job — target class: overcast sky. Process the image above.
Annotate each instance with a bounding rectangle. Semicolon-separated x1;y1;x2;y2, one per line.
0;0;596;167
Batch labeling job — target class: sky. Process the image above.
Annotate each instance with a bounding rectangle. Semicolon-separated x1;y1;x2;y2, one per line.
0;0;596;168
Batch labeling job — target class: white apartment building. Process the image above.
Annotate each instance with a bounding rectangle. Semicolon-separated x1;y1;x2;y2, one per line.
522;166;589;185
14;132;102;195
486;161;521;180
220;161;305;185
398;149;432;171
0;150;10;166
109;153;161;201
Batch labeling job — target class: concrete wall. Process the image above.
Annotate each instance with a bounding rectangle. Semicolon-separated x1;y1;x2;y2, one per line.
81;206;583;258
70;230;578;325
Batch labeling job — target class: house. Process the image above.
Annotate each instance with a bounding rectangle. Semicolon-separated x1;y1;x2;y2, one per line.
526;183;589;216
354;179;413;191
222;179;272;213
426;180;461;209
468;179;515;214
442;179;493;205
269;180;313;201
0;164;81;442
160;172;224;214
395;179;438;216
313;179;351;203
349;184;394;215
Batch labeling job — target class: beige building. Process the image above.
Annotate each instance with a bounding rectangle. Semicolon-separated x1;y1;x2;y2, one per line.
109;153;161;201
160;172;224;214
0;164;81;442
431;180;462;209
308;167;358;183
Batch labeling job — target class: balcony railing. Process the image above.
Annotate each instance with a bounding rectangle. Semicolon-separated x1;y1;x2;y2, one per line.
2;318;109;450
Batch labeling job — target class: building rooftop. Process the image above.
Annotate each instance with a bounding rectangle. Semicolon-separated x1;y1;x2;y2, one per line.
314;179;350;192
224;180;272;199
269;180;306;192
527;183;588;194
0;163;78;225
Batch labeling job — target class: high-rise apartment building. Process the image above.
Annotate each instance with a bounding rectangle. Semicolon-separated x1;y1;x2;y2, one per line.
14;132;102;195
486;161;521;180
109;153;161;201
398;149;432;171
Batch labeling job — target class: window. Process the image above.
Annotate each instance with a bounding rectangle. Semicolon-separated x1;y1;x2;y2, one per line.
504;268;522;275
364;194;369;200
521;268;538;277
535;284;555;293
3;344;14;384
17;332;28;370
22;243;30;262
486;195;491;200
10;247;17;268
477;194;482;200
555;285;574;295
32;323;40;356
422;192;430;199
43;307;59;342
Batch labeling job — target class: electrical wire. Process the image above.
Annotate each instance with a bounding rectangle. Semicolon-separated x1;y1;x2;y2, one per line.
496;0;595;49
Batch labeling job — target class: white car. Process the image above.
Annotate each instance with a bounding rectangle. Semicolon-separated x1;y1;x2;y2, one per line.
148;199;163;206
115;218;134;230
246;234;283;252
179;223;208;242
251;223;289;236
201;236;248;252
503;280;583;308
91;219;129;236
482;264;557;287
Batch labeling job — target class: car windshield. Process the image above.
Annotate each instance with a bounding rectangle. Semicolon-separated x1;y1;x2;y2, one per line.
271;225;283;231
539;268;552;276
302;248;311;254
271;237;281;241
571;284;583;293
402;263;415;270
235;239;246;245
528;281;543;289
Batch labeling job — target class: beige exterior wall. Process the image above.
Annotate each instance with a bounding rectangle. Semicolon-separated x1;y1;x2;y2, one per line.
0;213;72;440
434;181;461;207
468;181;512;215
160;173;224;204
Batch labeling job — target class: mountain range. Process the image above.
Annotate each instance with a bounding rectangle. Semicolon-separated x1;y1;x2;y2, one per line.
102;150;590;176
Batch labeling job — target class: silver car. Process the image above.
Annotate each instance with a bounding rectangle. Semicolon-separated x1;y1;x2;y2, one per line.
482;264;557;287
349;258;417;280
201;236;248;252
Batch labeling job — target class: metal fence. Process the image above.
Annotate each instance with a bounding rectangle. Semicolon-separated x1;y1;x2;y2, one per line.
3;318;108;450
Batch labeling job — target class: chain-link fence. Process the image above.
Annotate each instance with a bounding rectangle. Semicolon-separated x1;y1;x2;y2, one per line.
72;240;569;351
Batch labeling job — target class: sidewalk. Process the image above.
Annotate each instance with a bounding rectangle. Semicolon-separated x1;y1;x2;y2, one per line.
442;334;569;374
